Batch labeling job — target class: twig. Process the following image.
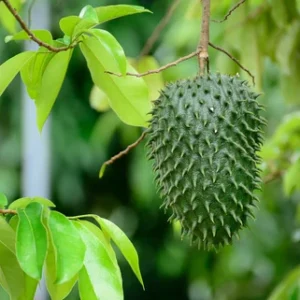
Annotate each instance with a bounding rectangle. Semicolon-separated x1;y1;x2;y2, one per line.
0;209;17;215
99;131;147;178
198;0;211;75
1;0;74;52
140;0;181;57
263;170;282;184
106;49;201;77
212;0;246;23
209;42;255;85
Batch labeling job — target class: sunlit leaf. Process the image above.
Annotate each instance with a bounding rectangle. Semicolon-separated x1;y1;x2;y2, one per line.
9;197;55;210
36;49;73;131
21;50;55;100
45;238;78;300
94;216;144;288
79;5;98;22
0;216;15;254
47;211;85;284
0;193;8;209
59;16;81;36
87;28;127;75
78;267;97;300
80;37;151;127
95;5;151;24
0;51;35;97
16;203;48;280
75;221;123;300
5;29;53;44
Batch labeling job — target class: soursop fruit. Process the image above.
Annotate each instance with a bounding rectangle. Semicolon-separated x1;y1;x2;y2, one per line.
146;74;266;250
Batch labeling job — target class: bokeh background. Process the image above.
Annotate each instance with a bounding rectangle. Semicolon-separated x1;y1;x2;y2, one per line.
1;0;300;299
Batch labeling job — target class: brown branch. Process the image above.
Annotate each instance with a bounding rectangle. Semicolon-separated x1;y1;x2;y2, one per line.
1;0;74;52
0;209;17;215
140;0;181;57
106;49;201;77
212;0;246;23
99;131;147;178
198;0;211;75
263;170;283;184
209;42;255;85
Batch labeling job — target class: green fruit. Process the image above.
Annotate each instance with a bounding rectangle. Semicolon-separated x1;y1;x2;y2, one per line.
146;74;266;250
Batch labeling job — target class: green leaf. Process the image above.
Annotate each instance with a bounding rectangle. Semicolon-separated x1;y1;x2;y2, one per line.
36;49;72;131
16;203;48;280
88;29;127;76
45;238;78;300
78;267;97;300
89;85;110;112
0;0;21;33
48;211;85;284
75;221;123;300
9;197;56;210
134;56;164;100
94;216;144;288
0;193;8;209
95;5;151;24
5;29;53;44
0;217;25;299
284;158;300;196
269;266;300;300
59;16;81;36
73;6;99;39
0;51;35;97
79;5;98;22
80;37;151;127
21;49;55;100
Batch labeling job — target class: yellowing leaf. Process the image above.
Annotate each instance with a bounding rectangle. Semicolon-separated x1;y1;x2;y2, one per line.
89;85;110;112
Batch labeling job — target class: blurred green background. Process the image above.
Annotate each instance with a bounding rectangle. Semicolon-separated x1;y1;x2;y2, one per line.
1;0;300;299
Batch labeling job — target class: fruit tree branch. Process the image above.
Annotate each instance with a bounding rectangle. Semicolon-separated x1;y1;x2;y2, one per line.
105;49;201;77
99;131;147;178
198;0;211;75
0;209;17;215
140;0;181;57
1;0;74;52
209;42;255;85
212;0;246;23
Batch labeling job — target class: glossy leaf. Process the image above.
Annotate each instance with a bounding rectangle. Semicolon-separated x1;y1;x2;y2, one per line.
80;37;151;127
48;211;85;283
59;16;81;36
36;49;72;131
75;221;123;300
78;267;97;300
9;197;55;210
0;193;8;209
5;29;53;44
0;51;35;97
73;6;99;39
16;203;47;280
88;28;127;75
21;50;55;100
94;216;144;288
45;238;78;300
284;158;300;196
95;5;151;24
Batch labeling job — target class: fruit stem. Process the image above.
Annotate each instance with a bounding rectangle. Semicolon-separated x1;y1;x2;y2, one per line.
198;0;211;75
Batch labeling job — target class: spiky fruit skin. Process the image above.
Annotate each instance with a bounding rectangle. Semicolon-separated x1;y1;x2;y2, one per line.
146;74;266;250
